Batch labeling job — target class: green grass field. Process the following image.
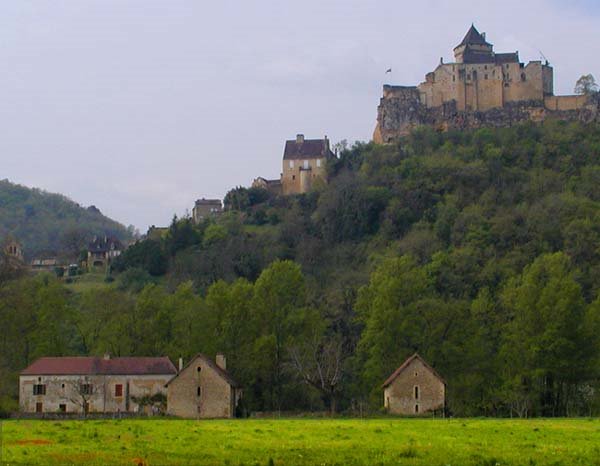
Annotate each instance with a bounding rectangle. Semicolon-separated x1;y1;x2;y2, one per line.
1;418;599;465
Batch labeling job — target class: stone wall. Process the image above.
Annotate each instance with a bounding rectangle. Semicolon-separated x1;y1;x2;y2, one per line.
19;374;171;414
374;91;600;143
384;358;445;415
166;355;238;419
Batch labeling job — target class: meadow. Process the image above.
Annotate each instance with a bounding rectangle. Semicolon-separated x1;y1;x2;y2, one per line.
1;418;599;465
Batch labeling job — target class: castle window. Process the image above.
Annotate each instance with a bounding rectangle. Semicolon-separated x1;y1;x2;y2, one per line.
452;75;456;82
316;159;321;168
414;386;420;400
415;404;419;414
197;386;201;397
484;74;488;80
303;160;309;169
289;160;294;169
115;384;123;397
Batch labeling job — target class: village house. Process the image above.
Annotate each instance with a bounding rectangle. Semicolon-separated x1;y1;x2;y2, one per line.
382;353;445;416
87;235;123;270
2;237;24;267
253;134;336;196
166;354;242;419
19;356;176;414
192;198;223;224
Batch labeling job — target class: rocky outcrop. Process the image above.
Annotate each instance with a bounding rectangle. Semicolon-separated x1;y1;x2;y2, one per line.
373;87;600;143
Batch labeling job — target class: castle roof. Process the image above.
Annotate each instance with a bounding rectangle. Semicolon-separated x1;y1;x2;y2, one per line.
455;25;491;50
283;136;335;160
21;356;177;376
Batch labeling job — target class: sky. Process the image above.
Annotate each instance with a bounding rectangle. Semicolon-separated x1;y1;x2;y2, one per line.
1;0;599;231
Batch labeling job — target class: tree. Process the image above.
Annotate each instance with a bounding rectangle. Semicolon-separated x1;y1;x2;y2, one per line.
289;332;345;415
500;253;591;416
574;74;599;95
68;376;100;417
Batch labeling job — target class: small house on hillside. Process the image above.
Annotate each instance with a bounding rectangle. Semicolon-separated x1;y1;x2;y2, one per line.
192;198;223;224
87;236;123;270
20;355;176;414
166;354;242;419
382;353;445;416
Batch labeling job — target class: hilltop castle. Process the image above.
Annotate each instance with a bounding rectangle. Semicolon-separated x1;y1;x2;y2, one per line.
374;25;599;142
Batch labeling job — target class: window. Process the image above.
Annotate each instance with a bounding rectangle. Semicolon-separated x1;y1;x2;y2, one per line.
197;386;201;397
292;175;296;180
197;366;201;373
484;74;488;80
452;75;456;82
316;159;321;168
289;160;294;169
59;404;67;413
521;73;526;82
80;384;93;395
303;160;309;169
415;404;419;414
115;384;123;397
414;372;418;377
414;386;420;400
36;402;43;413
33;384;46;395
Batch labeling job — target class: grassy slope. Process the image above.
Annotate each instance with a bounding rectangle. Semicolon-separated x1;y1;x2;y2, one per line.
2;418;599;465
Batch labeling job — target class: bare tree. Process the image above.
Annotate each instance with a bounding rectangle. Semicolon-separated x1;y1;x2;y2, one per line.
289;334;345;415
67;377;100;417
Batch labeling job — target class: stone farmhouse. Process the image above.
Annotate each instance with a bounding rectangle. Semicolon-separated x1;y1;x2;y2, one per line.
19;356;176;414
374;25;599;142
253;134;335;196
166;354;242;419
87;236;123;270
192;198;223;224
382;353;445;416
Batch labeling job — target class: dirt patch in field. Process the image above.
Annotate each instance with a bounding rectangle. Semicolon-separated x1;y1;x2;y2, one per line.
14;439;53;446
132;457;148;466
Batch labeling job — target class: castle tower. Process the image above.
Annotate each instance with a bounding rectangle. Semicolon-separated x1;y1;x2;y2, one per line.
453;25;494;64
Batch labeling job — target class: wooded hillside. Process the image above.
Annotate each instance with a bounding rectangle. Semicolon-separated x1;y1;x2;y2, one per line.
0;179;133;259
2;121;600;417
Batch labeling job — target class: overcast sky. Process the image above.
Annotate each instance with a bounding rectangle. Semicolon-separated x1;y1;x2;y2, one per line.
1;0;599;231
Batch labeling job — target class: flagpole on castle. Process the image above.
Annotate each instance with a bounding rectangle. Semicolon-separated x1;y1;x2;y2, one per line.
385;68;392;84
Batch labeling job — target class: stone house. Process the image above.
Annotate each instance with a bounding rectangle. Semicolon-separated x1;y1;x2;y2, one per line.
252;177;282;196
281;134;335;195
166;354;242;419
19;356;176;414
192;198;223;224
382;353;445;416
87;236;123;269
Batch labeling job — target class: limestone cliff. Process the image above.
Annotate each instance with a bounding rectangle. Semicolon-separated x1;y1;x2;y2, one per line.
373;86;600;144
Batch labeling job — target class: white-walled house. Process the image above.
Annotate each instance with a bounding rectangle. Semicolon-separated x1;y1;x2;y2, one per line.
19;356;176;414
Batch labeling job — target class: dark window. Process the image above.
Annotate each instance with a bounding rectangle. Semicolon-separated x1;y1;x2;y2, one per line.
414;386;419;400
80;384;93;395
115;384;123;397
521;73;526;82
59;404;67;413
484;74;488;80
197;386;201;397
197;367;201;373
33;384;46;395
415;404;419;414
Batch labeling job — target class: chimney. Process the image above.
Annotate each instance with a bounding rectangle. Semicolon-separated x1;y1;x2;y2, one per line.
324;135;330;150
178;357;183;372
103;353;110;360
296;134;304;144
216;353;226;371
482;32;486;40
